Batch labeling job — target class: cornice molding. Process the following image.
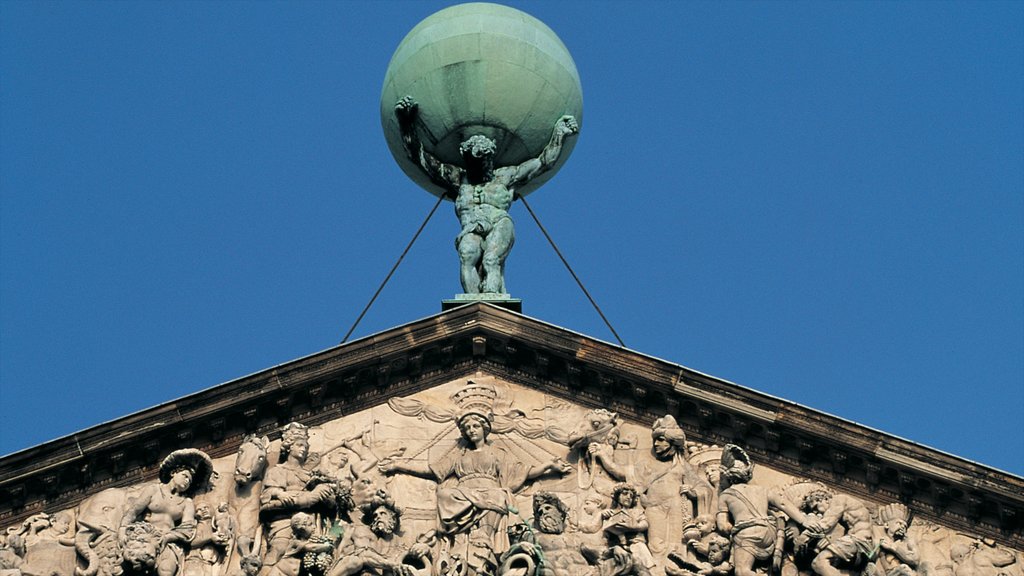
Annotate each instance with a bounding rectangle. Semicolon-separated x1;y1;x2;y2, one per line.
1;304;1020;546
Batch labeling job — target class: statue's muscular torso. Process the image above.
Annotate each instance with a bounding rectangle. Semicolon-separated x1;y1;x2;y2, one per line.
455;178;514;230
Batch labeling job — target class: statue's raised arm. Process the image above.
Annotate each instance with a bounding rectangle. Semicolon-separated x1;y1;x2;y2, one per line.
495;115;579;189
395;96;464;194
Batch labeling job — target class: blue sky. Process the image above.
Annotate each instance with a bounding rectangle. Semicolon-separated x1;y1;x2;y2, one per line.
2;1;1021;475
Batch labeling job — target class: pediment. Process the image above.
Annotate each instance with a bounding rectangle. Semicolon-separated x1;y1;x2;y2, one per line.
0;304;1021;576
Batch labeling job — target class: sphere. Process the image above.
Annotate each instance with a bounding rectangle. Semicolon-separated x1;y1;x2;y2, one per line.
381;2;583;198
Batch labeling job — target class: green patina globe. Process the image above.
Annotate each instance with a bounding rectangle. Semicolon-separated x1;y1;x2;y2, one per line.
381;2;583;198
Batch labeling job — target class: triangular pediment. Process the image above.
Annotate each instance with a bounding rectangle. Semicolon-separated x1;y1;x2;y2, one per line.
1;304;1021;576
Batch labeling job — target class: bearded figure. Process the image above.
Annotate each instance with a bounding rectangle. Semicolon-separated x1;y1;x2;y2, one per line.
327;490;431;576
500;492;589;576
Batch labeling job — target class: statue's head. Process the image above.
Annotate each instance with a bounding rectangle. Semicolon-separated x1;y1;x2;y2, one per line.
801;486;833;514
122;522;160;572
720;444;754;486
460;135;497;178
289;512;316;539
195;502;212;521
460;135;497;161
533;491;569;535
159;449;212;497
651;415;687;460
50;512;72;535
457;413;492;445
280;422;310;463
240;554;263;576
361;490;401;537
705;533;731;564
612;483;640;509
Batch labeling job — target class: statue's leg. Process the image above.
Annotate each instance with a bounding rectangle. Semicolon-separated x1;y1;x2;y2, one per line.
481;218;514;293
811;550;842;576
457;234;484;293
732;547;757;576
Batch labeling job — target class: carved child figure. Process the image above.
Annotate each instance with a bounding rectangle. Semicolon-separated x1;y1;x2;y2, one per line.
666;532;732;576
582;483;655;576
262;512;334;576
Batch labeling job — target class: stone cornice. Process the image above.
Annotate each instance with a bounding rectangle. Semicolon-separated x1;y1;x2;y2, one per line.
1;303;1020;547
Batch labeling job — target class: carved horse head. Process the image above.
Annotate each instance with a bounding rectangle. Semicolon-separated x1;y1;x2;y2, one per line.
233;434;269;487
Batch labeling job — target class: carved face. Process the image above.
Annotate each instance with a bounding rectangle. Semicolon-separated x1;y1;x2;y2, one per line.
707;537;729;564
705;464;721;486
170;469;193;493
240;555;263;576
50;514;71;535
886;519;908;539
804;492;831;514
122;537;158;572
290;439;310;462
291;513;315;538
371;507;398;537
693;515;713;535
459;416;488;445
536;502;567;534
582;497;603;515
616;490;637;508
195;503;212;520
652;435;675;459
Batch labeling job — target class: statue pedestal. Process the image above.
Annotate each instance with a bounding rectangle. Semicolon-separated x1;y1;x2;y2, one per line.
442;293;522;313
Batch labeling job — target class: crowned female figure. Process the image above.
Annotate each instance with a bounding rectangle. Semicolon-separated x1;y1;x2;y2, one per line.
380;381;570;576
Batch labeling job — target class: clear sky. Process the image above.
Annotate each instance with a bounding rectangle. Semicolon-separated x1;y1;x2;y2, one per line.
2;1;1022;475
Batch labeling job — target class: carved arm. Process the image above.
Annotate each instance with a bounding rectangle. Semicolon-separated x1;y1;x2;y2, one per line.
395;96;462;194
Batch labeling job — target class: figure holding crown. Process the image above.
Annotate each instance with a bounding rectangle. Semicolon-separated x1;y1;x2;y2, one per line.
379;381;572;576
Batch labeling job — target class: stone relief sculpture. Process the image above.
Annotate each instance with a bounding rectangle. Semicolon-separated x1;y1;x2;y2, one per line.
591;415;713;556
867;504;918;576
379;381;571;576
1;379;1017;576
260;423;346;576
581;483;656;576
395;96;578;295
118;448;214;576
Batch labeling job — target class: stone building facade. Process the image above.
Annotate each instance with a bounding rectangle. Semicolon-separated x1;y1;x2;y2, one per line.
1;304;1021;576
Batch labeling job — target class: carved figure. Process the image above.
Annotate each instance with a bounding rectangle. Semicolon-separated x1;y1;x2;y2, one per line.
182;503;232;576
119;449;213;576
260;512;333;576
796;484;875;576
380;382;571;576
867;504;919;576
328;490;431;576
509;492;589;576
0;532;25;574
121;521;162;573
950;539;1018;576
570;410;623;491
395;95;578;294
593;415;713;555
582;483;654;576
10;511;77;576
666;531;732;576
260;423;339;574
233;555;263;576
715;445;809;576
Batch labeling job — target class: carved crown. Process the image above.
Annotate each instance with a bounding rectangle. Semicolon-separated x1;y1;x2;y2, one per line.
451;379;497;423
